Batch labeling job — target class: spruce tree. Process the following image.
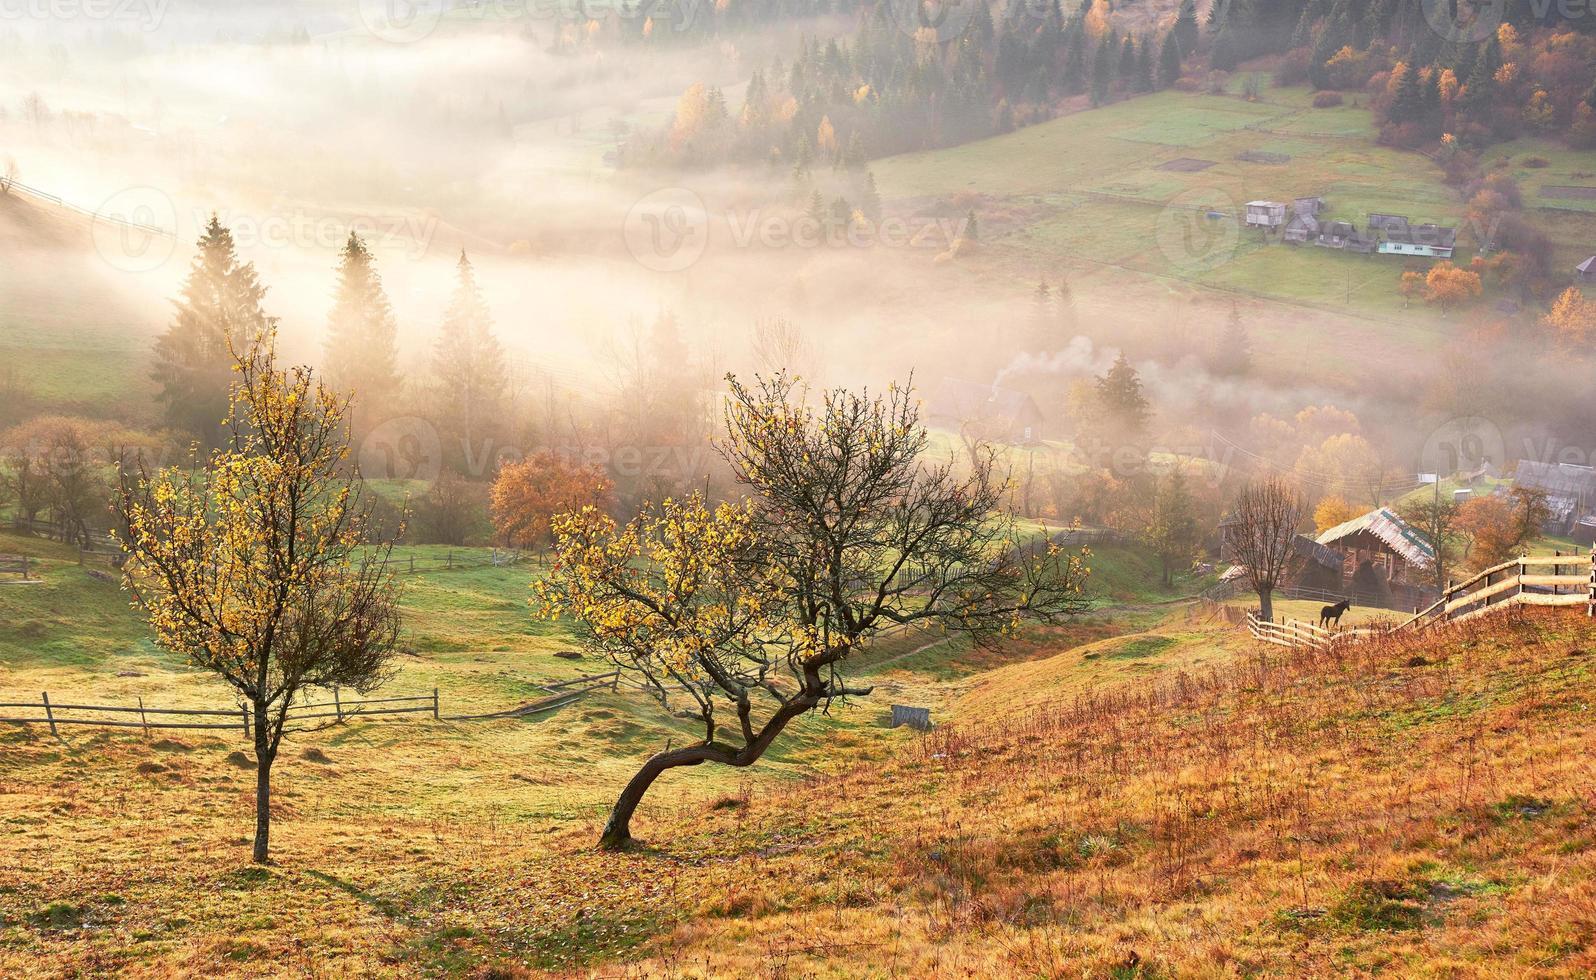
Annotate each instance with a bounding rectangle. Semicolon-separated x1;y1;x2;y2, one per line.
152;215;277;447
1094;352;1150;439
1173;0;1199;57
1147;469;1199;587
1158;31;1183;89
1091;34;1116;105
433;251;507;474
860;170;883;223
324;232;400;427
1211;301;1252;376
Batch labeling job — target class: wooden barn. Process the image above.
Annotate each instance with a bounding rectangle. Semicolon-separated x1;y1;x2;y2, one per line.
1315;508;1436;607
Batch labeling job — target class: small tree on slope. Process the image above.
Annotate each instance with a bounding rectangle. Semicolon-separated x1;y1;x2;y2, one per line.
117;333;402;864
538;375;1090;850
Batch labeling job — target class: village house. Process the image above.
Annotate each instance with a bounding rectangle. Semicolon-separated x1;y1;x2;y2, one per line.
1315;507;1436;609
1576;255;1596;283
1510;460;1596;535
1245;201;1287;230
1379;221;1457;259
928;379;1047;445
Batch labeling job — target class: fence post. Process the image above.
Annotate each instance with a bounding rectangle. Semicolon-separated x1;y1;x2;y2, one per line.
241;706;251;741
432;688;440;720
334;686;343;722
40;691;57;737
76;547;84;567
20;555;27;579
611;671;619;691
138;697;149;738
410;556;415;574
447;551;453;569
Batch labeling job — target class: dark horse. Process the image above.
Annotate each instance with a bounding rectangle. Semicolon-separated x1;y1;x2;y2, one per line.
1320;598;1352;629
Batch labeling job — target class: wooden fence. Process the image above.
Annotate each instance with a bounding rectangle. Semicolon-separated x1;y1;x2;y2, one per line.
0;669;626;736
1398;552;1595;631
1245;551;1596;650
1245;613;1389;651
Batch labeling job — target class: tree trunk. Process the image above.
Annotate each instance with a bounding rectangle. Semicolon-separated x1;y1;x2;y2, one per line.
1258;586;1274;623
252;701;274;864
599;689;824;850
600;746;709;850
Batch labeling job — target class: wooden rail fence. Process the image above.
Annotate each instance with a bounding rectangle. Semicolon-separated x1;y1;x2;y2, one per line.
1;670;626;736
1245;551;1596;650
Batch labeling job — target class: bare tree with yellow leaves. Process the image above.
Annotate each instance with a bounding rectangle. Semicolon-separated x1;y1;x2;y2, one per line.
538;374;1090;850
115;333;402;864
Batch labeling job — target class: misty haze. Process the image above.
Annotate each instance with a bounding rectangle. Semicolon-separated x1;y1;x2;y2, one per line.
4;0;1596;976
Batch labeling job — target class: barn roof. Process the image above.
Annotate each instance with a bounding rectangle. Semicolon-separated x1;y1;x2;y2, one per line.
1577;256;1596;274
1294;533;1344;571
1513;460;1596;500
1316;508;1434;568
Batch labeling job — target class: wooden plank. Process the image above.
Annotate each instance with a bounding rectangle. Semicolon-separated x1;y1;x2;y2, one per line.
0;718;240;730
1518;574;1588;588
1446;576;1520;613
1516;592;1587;608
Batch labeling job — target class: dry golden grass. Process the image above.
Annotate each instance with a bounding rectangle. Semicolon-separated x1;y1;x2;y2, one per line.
4;609;1596;977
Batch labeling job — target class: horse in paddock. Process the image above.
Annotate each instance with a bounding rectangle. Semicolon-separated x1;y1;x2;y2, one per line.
1320;598;1352;629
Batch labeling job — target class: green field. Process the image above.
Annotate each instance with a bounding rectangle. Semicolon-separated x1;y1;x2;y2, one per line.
874;82;1596;370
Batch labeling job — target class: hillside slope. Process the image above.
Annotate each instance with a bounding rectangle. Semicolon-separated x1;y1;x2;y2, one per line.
5;608;1594;976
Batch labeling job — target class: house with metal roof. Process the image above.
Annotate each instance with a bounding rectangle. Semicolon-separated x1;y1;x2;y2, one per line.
1315;508;1436;607
1576;256;1596;282
1511;460;1596;534
1378;222;1457;259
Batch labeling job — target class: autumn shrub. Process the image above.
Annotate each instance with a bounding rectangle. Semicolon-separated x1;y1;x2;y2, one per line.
1313;91;1344;108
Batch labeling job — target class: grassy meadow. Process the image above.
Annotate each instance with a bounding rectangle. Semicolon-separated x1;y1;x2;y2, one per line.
875;81;1596;378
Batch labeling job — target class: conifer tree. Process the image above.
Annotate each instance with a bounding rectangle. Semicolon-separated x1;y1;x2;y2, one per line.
433;251;507;474
152;215;277;447
1158;31;1184;89
1146;468;1200;586
1173;0;1199;56
324;233;400;429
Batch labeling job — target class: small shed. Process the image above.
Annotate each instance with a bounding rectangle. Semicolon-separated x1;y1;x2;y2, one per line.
1577;256;1596;282
1367;213;1411;234
1245;201;1287;229
1293;196;1326;218
1284;212;1320;244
